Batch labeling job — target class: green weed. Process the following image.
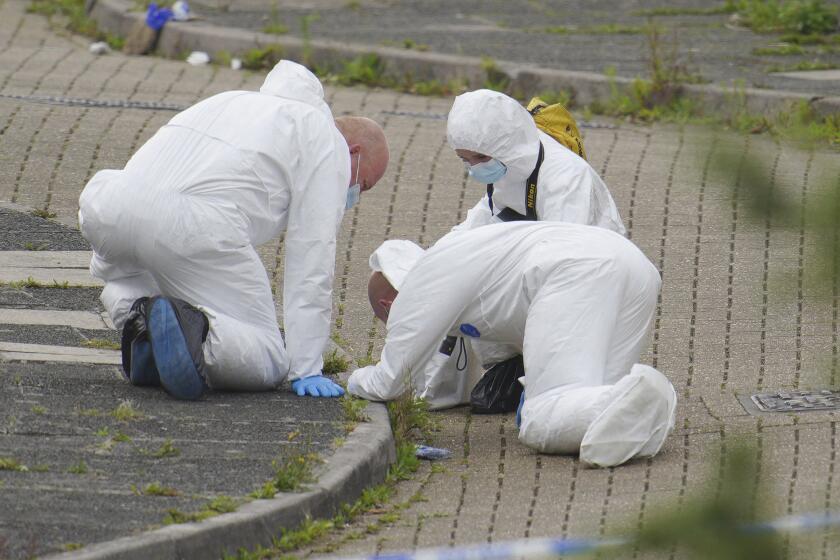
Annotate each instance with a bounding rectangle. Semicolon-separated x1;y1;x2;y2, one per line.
113;431;132;443
481;56;511;92
336;53;388;87
300;12;320;67
163;495;238;525
82;338;120;350
31;405;46;415
271;452;319;492
262;1;287;35
3;277;70;289
0;457;28;472
780;32;840;44
340;394;370;424
354;353;376;367
95;426;110;437
67;460;88;474
77;407;101;417
111;400;143;422
23;242;49;251
62;543;83;551
322;349;350;375
30;208;56;219
767;59;838;71
241;45;285;71
151;438;180;458
732;0;838;35
402;38;429;51
387;391;437;443
251;451;321;498
386;441;420;482
143;481;180;496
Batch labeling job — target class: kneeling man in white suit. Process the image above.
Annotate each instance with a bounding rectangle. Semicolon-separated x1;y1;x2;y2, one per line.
347;222;677;467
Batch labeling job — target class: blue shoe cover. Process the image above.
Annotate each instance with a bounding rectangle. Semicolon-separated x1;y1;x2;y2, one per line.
147;297;207;400
130;337;160;386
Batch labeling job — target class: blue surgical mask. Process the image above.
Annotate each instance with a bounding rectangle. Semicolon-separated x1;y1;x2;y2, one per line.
468;158;507;184
346;152;362;210
346;183;361;210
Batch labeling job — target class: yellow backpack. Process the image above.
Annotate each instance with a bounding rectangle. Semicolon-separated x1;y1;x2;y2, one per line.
526;97;587;161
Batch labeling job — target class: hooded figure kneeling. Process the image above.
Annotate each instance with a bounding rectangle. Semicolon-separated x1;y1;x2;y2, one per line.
78;60;389;400
347;222;677;468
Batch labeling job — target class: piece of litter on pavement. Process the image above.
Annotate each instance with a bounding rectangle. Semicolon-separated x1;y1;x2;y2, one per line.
88;41;110;55
186;51;210;66
415;445;452;461
231;58;242;70
172;0;191;21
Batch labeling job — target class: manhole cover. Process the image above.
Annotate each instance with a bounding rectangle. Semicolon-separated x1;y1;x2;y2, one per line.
751;390;840;412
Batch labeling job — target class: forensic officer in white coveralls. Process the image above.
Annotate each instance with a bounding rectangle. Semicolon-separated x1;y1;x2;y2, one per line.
79;60;389;400
348;222;676;468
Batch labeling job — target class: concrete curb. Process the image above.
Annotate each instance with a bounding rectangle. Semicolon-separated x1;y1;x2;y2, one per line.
41;403;395;560
88;0;840;117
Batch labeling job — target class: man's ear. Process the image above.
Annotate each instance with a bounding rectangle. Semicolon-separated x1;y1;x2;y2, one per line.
379;298;394;313
348;143;361;155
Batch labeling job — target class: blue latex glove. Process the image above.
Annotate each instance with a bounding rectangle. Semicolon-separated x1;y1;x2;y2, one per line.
291;375;345;398
146;3;174;31
516;391;525;428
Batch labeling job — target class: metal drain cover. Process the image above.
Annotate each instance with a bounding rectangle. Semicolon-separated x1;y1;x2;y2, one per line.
751;390;840;412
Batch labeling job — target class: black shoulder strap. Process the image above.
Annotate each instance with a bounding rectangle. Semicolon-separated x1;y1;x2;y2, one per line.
496;207;529;222
485;141;544;220
525;142;544;220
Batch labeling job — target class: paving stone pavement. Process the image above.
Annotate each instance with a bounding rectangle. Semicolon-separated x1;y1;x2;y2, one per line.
1;0;840;558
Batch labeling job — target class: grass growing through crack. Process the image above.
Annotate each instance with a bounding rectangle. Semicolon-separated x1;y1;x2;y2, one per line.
250;451;321;499
0;457;28;471
1;277;72;289
150;438;180;458
163;495;239;525
230;389;434;559
30;208;56;219
110;400;143;422
139;482;180;497
67;460;88;474
322;349;351;375
81;339;120;350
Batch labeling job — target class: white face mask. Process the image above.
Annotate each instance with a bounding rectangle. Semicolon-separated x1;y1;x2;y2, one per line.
346;152;362;210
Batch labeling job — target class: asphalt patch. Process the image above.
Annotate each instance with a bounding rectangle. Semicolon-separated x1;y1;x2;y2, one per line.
0;208;89;251
0;361;346;558
0;286;104;313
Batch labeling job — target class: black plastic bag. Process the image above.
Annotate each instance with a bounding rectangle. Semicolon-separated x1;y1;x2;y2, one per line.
470;354;525;414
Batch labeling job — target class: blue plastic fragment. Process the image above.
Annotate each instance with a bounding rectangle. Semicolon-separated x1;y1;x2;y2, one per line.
415;445;452;461
459;323;481;338
146;3;174;31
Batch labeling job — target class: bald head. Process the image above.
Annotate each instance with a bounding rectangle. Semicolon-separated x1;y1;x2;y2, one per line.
335;116;389;192
368;271;398;323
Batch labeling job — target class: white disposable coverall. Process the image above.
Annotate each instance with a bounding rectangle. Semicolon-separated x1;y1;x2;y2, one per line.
446;89;625;235
348;222;676;467
78;60;349;391
426;89;627;409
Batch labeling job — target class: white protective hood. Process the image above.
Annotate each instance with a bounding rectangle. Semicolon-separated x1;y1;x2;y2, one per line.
369;240;426;290
447;89;540;187
260;60;333;119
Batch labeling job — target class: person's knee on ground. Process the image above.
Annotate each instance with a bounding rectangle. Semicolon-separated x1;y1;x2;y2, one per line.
518;366;676;467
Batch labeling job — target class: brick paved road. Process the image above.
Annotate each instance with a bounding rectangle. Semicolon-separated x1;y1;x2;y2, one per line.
1;0;839;558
